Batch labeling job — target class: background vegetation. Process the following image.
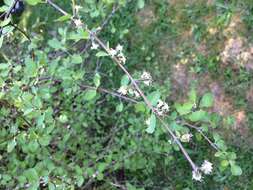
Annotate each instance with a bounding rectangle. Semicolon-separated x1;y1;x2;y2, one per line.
0;0;253;189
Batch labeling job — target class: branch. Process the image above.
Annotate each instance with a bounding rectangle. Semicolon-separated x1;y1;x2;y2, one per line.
46;0;198;172
183;122;219;151
79;84;138;104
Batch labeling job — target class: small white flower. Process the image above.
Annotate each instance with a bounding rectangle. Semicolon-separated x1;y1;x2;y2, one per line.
116;44;123;52
155;100;169;116
128;88;140;98
180;133;193;143
74;5;83;13
92;171;99;178
141;71;152;86
73;19;83;28
200;160;213;175
91;42;99;50
109;48;117;57
156;110;163;116
133;90;140;98
157;100;164;108
117;53;126;64
143;80;152;86
117;86;128;95
192;169;202;181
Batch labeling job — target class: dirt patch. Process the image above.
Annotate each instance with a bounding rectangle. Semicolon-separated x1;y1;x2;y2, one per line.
223;13;247;37
169;62;250;141
136;6;156;28
156;0;253;145
221;37;253;71
246;86;253;107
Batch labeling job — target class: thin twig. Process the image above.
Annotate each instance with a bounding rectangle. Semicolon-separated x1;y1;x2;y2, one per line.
9;22;31;41
183;122;219;151
79;84;138;103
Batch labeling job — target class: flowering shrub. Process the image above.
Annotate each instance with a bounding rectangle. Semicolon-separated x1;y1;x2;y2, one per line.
0;0;244;189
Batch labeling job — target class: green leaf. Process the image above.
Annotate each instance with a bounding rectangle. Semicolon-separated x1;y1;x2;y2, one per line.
28;141;39;153
24;168;39;183
0;18;11;27
96;51;108;57
231;164;242;176
24;58;38;77
71;54;83;64
221;160;229;168
0;63;9;70
147;91;160;106
68;29;89;40
84;89;97;101
77;175;84;187
7;139;16;153
48;38;63;50
25;0;41;5
135;102;146;113
98;163;107;172
175;102;194;115
116;103;124;112
146;114;156;134
59;114;68;123
137;0;145;9
0;36;3;48
121;75;129;86
97;173;104;180
188;110;207;122
200;93;214;108
55;14;72;22
38;135;51;146
48;183;56;190
93;73;101;87
188;88;197;104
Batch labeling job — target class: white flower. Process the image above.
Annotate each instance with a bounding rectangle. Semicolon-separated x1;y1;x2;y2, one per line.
200;160;213;175
156;100;164;108
117;86;128;95
141;71;152;86
117;52;126;64
128;88;140;98
109;48;117;57
91;42;99;50
192;169;202;181
133;90;140;98
73;19;83;28
116;44;123;52
155;100;169;116
180;133;193;142
74;5;83;13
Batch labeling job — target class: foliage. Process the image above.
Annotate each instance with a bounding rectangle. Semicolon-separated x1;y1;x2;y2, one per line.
1;0;252;189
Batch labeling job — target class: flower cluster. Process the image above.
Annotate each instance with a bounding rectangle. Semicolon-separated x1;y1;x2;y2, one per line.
109;44;126;64
180;133;193;142
200;160;213;175
117;71;153;99
192;160;213;181
155;100;169;116
117;86;140;98
140;71;152;86
91;42;99;50
73;19;83;28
